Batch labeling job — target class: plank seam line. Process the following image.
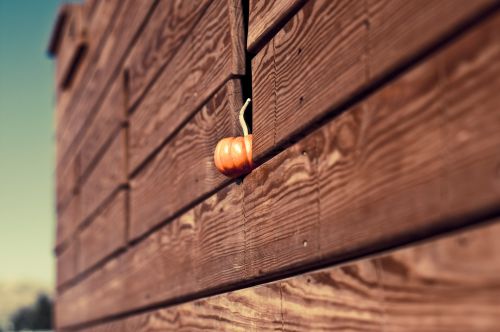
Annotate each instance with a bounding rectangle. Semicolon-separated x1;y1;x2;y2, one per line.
56;188;129;293
252;1;500;167
58;0;500;301
61;207;500;332
54;123;124;254
58;0;160;172
56;0;126;170
247;0;308;56
128;73;246;178
126;0;213;115
78;123;124;186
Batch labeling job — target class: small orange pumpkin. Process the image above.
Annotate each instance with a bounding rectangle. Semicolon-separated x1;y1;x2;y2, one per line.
214;98;253;177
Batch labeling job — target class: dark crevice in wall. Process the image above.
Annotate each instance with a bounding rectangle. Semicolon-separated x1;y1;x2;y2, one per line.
241;0;253;134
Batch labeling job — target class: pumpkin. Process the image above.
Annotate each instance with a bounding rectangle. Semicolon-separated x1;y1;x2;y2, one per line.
214;98;253;177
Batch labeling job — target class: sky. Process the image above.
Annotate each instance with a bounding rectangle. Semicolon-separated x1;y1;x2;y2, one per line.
0;0;67;286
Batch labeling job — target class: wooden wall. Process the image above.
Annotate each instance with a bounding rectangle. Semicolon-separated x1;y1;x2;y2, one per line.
49;0;500;330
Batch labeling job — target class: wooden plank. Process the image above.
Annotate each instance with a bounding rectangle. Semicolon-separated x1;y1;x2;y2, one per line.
54;4;87;89
56;192;80;250
55;13;500;327
56;0;152;174
56;64;125;228
124;0;211;108
57;184;245;328
55;0;120;156
78;74;126;180
130;79;243;240
56;239;77;288
128;0;245;174
78;220;500;332
252;0;497;162
79;129;127;226
375;226;500;331
247;0;306;53
55;157;77;216
318;10;500;258
77;190;127;275
83;0;115;46
243;131;320;278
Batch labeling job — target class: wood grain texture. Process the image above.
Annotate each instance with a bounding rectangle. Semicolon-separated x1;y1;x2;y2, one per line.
56;0;154;176
56;185;245;328
319;10;500;258
79;129;127;226
252;0;497;162
56;192;80;251
55;156;78;218
77;190;127;276
56;240;77;289
124;0;211;108
76;221;500;332
130;79;243;240
55;12;500;327
78;74;126;181
128;0;245;174
54;3;87;89
247;0;306;53
375;226;500;332
243;131;321;278
55;0;121;167
252;0;368;162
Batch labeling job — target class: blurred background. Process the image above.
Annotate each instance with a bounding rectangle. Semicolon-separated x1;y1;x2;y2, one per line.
0;0;75;330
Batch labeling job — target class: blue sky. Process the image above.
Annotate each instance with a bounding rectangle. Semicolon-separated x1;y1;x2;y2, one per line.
0;0;67;285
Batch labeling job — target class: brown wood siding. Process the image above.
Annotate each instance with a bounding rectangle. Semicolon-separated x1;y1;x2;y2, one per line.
75;220;500;331
252;0;496;162
49;0;500;330
127;0;245;174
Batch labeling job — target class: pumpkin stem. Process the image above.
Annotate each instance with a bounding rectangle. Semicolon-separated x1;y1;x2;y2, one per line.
239;98;251;137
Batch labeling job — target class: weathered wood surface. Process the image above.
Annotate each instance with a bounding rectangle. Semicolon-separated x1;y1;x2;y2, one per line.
78;75;126;182
130;79;243;240
77;190;128;276
57;184;245;328
55;192;79;251
128;0;245;174
57;0;155;175
55;156;77;218
54;4;87;89
124;0;211;109
79;129;127;226
56;238;77;288
55;0;120;165
55;13;500;327
76;220;500;332
247;0;306;53
252;0;498;162
54;0;121;224
376;224;500;331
